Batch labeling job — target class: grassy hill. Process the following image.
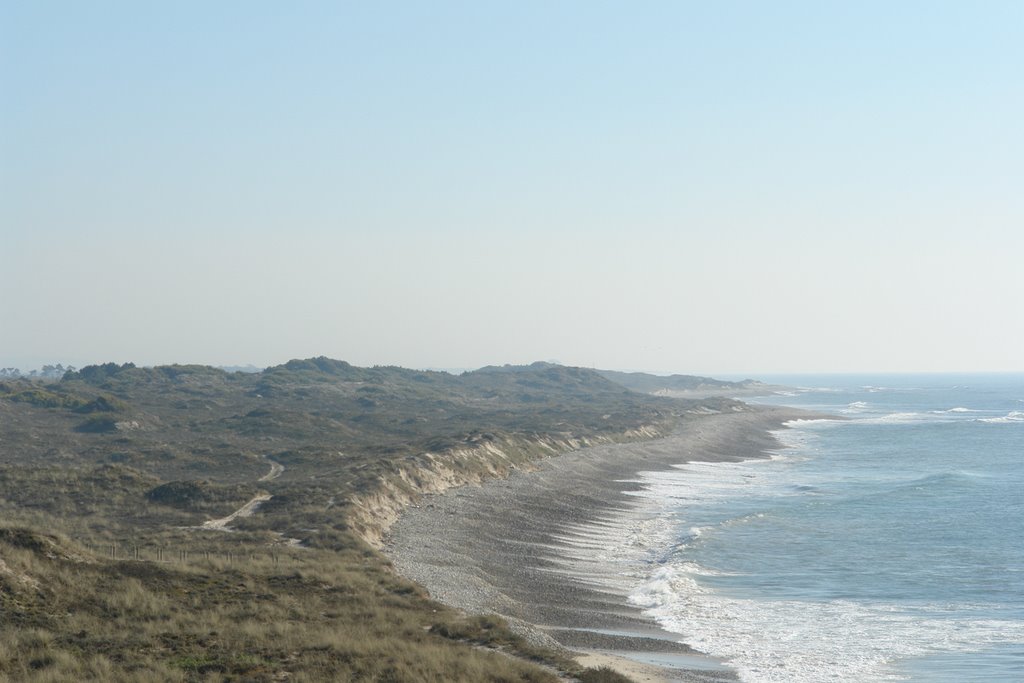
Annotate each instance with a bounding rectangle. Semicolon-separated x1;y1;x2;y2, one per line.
596;368;778;396
0;358;743;682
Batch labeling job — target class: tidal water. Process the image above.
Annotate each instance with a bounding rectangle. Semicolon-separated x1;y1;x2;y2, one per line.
623;374;1024;682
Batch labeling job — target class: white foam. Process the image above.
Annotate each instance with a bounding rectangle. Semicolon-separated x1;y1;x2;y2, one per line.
842;401;870;413
782;418;840;427
978;410;1024;424
722;511;767;526
544;512;674;592
559;409;1024;681
563;380;1024;682
855;412;931;425
860;386;925;393
671;560;740;577
851;409;991;425
576;432;1024;682
630;565;1024;683
635;458;790;504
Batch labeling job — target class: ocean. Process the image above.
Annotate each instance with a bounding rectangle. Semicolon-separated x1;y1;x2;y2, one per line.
619;374;1024;682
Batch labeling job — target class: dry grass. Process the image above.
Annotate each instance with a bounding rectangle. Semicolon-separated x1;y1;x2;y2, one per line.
0;361;684;681
0;526;577;682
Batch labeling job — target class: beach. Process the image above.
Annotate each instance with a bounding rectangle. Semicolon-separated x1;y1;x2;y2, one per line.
385;406;813;682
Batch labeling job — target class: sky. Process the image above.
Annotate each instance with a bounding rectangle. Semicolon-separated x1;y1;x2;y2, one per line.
2;2;1022;375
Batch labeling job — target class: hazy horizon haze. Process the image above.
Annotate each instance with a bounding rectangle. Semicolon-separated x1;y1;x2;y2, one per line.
3;2;1022;375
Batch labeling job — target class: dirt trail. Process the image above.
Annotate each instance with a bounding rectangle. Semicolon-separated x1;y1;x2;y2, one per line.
199;494;273;531
197;456;282;532
258;457;284;482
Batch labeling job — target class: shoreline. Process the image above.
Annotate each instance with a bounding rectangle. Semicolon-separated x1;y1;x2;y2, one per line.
385;406;816;682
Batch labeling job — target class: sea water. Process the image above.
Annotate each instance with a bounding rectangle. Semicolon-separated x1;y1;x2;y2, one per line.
621;374;1024;682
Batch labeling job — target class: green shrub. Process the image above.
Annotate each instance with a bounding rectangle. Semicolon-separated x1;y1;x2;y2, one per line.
75;415;118;433
75;395;128;413
7;388;89;410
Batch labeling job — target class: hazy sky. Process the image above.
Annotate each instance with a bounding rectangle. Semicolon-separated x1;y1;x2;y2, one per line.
3;2;1022;375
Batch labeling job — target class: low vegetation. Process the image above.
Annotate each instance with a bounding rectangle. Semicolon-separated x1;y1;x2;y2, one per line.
0;527;571;682
595;368;767;394
0;358;743;681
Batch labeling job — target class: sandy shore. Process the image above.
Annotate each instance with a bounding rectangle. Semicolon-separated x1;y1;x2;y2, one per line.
385;406;814;682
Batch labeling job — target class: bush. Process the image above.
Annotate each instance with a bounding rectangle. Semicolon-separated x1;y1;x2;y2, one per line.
7;388;89;410
75;415;118;433
75;396;127;413
578;666;635;683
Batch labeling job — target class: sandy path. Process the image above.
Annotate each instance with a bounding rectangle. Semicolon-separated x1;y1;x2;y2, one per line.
199;493;273;531
197;456;282;532
258;457;284;482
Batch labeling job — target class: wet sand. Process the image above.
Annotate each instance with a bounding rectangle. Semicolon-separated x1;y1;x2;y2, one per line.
386;406;814;682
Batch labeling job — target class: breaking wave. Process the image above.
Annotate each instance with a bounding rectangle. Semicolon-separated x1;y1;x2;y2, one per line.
978;411;1024;424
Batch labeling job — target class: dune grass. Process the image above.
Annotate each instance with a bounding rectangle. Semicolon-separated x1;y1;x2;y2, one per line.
0;360;724;681
0;526;577;682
